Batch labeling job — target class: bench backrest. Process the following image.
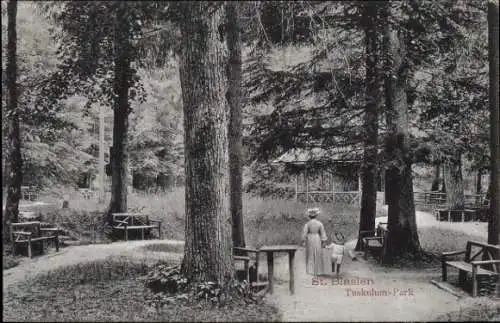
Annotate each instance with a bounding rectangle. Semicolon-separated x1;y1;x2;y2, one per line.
465;241;500;272
10;221;41;238
112;213;150;226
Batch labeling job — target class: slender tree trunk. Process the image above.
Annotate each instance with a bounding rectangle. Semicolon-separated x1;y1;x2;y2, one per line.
382;4;421;263
226;2;246;254
106;15;132;224
3;0;21;243
356;2;381;251
443;153;465;210
178;2;234;283
476;169;483;195
431;163;441;192
487;0;499;249
440;165;446;193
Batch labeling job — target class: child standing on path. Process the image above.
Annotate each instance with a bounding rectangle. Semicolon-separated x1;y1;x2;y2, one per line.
325;232;345;279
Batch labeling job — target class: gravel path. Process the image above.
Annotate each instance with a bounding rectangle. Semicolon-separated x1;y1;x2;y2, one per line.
261;210;493;321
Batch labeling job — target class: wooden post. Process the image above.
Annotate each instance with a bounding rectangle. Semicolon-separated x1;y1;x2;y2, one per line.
267;252;274;294
331;171;335;203
358;166;362;206
472;265;478;297
289;250;295;295
441;255;447;282
295;173;298;201
28;236;32;259
305;166;309;206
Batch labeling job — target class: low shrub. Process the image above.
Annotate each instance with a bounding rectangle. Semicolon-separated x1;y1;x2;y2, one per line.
3;254;20;270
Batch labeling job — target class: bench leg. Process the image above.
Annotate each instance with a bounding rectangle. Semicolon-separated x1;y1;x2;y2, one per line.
28;239;32;259
267;252;274;294
158;224;162;239
441;258;447;282
459;270;467;285
289;251;295;295
472;268;478;297
141;228;145;240
244;259;249;282
124;226;128;241
55;234;59;252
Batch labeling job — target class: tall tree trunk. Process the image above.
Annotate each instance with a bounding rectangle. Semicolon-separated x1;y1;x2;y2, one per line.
431;163;441;192
106;14;132;224
487;0;499;249
226;2;246;254
356;2;381;251
3;0;21;243
382;4;421;263
178;2;234;283
440;165;447;193
443;153;465;210
475;169;483;195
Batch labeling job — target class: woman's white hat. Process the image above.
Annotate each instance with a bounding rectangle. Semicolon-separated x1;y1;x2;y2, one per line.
306;207;321;217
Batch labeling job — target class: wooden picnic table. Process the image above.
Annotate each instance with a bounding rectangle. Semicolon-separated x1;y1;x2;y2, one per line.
259;244;300;295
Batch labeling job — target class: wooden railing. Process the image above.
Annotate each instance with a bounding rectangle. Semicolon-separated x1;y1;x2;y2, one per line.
414;191;487;208
296;191;360;205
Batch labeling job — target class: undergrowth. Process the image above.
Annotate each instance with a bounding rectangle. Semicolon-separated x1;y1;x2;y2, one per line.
3;257;281;322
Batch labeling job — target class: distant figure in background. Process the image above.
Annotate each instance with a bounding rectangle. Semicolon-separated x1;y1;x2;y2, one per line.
301;207;328;275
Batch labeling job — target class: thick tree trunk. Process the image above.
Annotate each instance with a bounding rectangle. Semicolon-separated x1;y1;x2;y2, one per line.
3;0;21;243
443;153;465;210
178;2;234;283
226;2;246;254
106;20;132;224
356;2;381;251
487;0;499;248
382;6;421;263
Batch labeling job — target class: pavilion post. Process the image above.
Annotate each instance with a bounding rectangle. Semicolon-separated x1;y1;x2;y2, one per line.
295;173;298;201
305;166;309;206
331;170;335;203
358;165;362;206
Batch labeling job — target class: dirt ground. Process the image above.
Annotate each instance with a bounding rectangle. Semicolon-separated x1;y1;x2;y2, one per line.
262;246;498;322
2;211;498;321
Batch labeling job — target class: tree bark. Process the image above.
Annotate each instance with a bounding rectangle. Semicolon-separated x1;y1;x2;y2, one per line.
226;2;246;254
3;0;21;243
356;2;381;251
475;169;482;195
382;5;421;263
431;163;441;192
443;153;465;210
487;0;499;248
178;2;234;283
106;11;132;224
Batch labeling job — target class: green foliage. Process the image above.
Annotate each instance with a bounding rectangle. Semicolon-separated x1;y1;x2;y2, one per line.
143;264;258;309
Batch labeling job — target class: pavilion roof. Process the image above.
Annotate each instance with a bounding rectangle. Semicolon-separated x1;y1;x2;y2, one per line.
272;146;362;165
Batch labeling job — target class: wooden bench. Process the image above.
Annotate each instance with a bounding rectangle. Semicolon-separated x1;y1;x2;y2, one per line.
10;221;59;258
361;222;389;262
233;247;268;291
112;213;162;241
441;241;500;297
20;185;38;201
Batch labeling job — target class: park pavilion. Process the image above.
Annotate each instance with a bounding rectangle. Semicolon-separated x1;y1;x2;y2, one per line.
273;146;385;205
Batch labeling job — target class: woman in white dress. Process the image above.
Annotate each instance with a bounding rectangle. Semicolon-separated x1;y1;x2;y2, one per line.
301;207;328;275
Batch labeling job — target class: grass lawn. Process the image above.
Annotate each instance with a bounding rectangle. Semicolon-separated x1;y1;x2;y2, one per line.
2;256;281;322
